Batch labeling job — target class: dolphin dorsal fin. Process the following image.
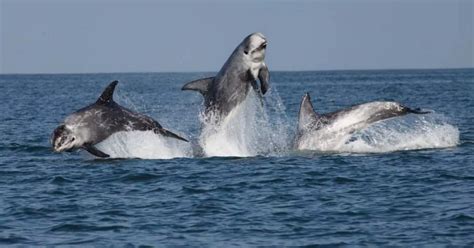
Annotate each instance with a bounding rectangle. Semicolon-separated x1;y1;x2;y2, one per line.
96;80;118;104
181;77;214;96
298;92;320;131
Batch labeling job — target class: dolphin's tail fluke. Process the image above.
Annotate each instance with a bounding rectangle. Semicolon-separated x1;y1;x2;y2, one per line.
157;128;189;142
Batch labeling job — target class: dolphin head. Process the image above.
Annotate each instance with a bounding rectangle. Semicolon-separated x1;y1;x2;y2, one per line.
51;124;82;152
241;32;267;63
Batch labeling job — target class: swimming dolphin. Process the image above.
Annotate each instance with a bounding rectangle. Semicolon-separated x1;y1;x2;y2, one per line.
295;92;429;148
51;80;188;158
182;32;269;120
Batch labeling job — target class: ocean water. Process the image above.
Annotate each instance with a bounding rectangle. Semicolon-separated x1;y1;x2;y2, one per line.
0;69;473;246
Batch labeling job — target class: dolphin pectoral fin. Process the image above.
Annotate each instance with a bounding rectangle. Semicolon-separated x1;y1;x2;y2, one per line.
258;64;270;95
83;144;110;158
181;77;214;96
156;128;189;142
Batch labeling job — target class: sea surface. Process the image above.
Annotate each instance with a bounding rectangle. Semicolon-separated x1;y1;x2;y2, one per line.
0;69;473;246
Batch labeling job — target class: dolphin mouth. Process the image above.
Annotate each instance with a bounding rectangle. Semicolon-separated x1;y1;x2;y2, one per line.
53;145;64;152
53;143;74;153
53;146;74;153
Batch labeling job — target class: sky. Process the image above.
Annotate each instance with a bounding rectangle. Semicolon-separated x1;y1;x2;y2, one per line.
0;0;472;74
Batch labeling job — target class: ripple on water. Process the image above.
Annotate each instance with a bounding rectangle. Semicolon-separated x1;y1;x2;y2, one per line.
49;176;76;185
0;234;30;245
333;176;359;184
49;223;129;232
119;172;163;183
445;213;474;222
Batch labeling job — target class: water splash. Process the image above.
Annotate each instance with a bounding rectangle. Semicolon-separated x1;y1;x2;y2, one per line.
95;87;459;158
297;113;460;153
199;90;292;157
95;131;192;159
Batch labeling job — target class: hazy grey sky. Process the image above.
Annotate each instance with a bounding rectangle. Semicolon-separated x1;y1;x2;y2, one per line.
1;0;472;74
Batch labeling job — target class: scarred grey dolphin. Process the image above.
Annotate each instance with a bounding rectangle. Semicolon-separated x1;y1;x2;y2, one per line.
182;32;269;121
51;80;188;158
295;92;429;149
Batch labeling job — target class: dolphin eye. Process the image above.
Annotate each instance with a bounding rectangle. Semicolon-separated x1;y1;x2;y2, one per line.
244;50;249;55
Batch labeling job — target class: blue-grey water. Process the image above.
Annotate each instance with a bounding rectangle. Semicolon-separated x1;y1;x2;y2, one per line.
0;69;473;246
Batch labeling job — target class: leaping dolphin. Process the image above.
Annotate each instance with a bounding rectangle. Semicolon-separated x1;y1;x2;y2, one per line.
51;80;188;158
295;92;429;149
182;32;269;121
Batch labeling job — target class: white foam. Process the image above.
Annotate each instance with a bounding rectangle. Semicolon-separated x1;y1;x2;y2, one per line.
297;113;460;153
200;90;291;157
94;131;192;159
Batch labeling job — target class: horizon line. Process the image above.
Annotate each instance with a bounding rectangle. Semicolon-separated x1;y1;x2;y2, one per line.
1;67;472;76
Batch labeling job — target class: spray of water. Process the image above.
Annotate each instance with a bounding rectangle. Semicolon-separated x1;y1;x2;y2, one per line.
95;131;192;159
199;90;292;157
297;113;460;153
92;87;459;158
